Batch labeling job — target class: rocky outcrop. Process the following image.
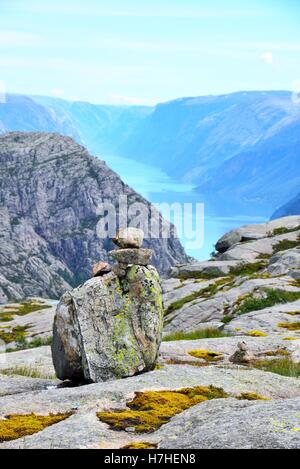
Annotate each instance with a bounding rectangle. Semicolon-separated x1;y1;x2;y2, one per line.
0;132;188;303
52;238;164;382
163;216;300;334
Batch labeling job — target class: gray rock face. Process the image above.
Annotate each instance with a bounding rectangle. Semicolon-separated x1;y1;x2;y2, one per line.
268;248;300;276
215;216;300;254
170;260;241;279
0;132;188;303
157;398;300;449
52;266;163;383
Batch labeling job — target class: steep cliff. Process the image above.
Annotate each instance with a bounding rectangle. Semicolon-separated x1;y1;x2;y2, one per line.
0;132;188;303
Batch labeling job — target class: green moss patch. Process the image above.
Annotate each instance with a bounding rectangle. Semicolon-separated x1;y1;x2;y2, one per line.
97;386;229;433
163;328;231;342
0;413;72;442
188;349;224;362
237;289;300;315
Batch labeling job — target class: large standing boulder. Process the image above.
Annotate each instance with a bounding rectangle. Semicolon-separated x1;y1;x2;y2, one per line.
52;265;163;383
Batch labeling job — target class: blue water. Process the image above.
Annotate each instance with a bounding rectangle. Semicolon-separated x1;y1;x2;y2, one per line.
101;155;266;260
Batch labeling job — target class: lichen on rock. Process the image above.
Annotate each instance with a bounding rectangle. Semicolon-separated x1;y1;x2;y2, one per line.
52;263;163;383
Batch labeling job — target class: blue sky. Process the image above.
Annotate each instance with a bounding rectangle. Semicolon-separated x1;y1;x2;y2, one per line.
1;0;300;104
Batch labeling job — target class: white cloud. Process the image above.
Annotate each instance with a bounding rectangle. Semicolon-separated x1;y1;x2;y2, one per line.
50;88;65;97
109;94;156;106
260;52;274;65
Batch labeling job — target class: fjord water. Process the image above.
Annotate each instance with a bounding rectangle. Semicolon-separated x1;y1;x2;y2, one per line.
102;154;266;260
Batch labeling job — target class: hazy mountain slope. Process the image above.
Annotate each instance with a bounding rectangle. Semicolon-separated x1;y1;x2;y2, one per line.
0;94;78;138
271;192;300;220
31;95;152;155
117;91;296;181
195;116;300;216
1;91;299;218
0;132;188;303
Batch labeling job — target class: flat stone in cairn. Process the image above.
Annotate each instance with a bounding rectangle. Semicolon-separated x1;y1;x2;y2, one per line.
109;248;152;266
92;261;112;277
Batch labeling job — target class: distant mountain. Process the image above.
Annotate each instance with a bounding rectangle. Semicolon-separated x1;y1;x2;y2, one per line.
1;91;299;218
0;132;188;303
0;94;152;155
195;114;300;216
117;91;298;181
271;192;300;220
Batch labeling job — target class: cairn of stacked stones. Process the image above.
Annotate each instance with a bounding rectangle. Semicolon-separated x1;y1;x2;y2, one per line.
52;228;164;383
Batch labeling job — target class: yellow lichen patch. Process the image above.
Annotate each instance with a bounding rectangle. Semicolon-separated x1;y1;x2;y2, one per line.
154;364;164;370
97;386;229;433
283;337;298;341
246;330;268;337
122;441;157;449
278;322;300;331
236;392;270;401
287;311;300;316
0;413;72;442
188;349;224;362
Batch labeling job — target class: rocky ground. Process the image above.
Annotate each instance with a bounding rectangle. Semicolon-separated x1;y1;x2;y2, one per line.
0;216;300;449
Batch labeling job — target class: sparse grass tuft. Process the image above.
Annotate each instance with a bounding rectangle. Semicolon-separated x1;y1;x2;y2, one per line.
164;278;232;315
272;226;300;236
0;300;51;318
229;262;266;277
0;366;56;380
272;237;300;254
237;289;300;315
163;328;231;342
252;358;300;378
6;336;52;352
0;325;30;344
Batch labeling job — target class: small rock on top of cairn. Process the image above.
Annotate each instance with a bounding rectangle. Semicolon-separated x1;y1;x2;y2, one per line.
113;227;144;249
